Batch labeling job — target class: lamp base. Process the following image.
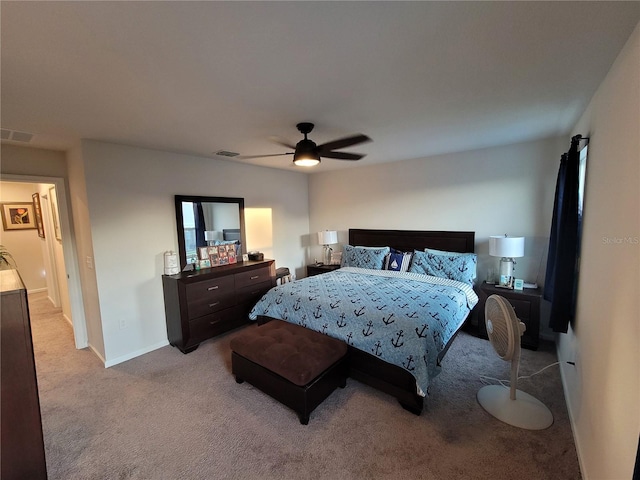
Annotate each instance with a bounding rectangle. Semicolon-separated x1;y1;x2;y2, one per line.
323;245;332;266
499;257;515;288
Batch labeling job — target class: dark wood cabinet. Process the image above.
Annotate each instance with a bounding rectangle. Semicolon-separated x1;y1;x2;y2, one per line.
478;282;542;350
162;260;275;353
1;269;47;479
306;264;341;277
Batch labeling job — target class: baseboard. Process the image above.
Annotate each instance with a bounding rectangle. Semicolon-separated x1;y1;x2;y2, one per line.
557;341;588;480
104;340;170;368
27;287;48;295
88;344;107;366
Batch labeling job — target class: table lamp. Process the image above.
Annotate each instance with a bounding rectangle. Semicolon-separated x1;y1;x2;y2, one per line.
489;235;525;289
317;230;338;265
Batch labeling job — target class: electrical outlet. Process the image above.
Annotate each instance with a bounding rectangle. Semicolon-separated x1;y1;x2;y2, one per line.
119;319;126;330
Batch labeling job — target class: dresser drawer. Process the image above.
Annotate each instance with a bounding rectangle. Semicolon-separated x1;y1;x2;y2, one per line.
235;266;272;289
187;306;245;345
236;280;272;305
186;275;235;319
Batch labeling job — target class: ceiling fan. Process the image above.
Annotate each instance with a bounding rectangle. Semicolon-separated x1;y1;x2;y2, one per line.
242;123;371;167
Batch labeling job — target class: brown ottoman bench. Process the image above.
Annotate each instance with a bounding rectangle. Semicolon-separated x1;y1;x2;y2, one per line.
230;319;348;424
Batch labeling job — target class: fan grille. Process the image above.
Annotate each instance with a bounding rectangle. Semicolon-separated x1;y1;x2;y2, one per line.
485;295;519;360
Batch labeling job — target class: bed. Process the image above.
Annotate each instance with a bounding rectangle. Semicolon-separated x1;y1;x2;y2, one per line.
249;229;478;414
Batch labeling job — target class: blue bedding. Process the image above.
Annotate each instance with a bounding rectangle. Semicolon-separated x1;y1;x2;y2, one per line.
249;267;478;396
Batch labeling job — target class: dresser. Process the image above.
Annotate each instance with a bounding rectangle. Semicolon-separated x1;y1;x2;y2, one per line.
1;269;47;479
162;260;275;353
478;282;543;350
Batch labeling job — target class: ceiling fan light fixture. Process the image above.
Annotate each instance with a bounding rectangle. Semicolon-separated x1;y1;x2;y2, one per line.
293;139;320;166
293;155;320;167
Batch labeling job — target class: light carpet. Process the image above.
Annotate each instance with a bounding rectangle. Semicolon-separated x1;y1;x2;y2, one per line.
28;292;581;479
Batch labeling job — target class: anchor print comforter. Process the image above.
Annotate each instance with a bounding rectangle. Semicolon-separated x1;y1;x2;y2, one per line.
249;267;478;396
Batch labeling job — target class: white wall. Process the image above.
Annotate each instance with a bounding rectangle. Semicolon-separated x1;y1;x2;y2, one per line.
558;22;640;480
309;136;564;333
79;140;309;366
0;181;47;292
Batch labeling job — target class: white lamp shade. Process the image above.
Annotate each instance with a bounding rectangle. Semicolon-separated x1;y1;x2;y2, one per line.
317;230;338;245
489;236;525;258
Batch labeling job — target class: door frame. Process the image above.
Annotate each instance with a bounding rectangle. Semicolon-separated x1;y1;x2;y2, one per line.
2;173;88;348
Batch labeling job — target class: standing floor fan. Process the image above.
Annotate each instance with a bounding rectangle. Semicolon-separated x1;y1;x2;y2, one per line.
477;295;553;430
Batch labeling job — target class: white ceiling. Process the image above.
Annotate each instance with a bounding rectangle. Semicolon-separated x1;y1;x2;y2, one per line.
1;2;639;173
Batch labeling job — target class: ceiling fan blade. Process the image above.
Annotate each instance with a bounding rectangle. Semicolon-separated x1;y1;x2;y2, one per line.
321;151;364;161
268;136;297;150
317;134;371;153
238;152;293;159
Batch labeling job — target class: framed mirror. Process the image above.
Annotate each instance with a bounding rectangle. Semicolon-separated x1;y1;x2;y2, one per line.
174;195;246;269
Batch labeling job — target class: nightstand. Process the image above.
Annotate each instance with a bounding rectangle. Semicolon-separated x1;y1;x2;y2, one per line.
478;282;542;350
306;264;341;277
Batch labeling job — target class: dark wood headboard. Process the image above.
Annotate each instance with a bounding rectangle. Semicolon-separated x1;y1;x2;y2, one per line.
348;229;475;253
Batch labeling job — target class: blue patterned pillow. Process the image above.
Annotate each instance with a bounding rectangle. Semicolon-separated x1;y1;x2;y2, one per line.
383;250;413;272
341;245;390;269
409;249;477;285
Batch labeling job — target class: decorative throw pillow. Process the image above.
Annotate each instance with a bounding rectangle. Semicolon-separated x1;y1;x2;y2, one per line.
409;250;477;285
341;245;390;269
383;250;413;272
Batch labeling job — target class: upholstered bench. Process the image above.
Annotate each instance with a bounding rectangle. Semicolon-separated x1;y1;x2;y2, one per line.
230;319;348;425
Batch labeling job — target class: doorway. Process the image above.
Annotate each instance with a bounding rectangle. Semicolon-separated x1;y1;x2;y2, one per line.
0;174;87;349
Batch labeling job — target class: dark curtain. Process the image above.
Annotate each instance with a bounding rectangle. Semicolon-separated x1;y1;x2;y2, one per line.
194;203;206;249
543;136;581;333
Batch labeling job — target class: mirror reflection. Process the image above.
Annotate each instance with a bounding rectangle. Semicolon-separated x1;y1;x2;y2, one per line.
174;195;245;269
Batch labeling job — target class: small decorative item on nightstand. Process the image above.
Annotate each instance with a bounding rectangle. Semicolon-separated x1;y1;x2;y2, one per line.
329;251;342;265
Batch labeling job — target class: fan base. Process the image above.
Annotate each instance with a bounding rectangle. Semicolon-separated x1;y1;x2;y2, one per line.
477;385;553;430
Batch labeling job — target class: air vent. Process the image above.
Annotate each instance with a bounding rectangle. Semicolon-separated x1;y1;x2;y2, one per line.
1;128;34;143
215;150;239;157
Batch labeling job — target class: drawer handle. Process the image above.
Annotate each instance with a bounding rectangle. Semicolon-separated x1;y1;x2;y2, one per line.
207;285;219;291
250;275;260;280
208;302;220;308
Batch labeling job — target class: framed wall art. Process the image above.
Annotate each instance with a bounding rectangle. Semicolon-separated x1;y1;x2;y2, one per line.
32;193;45;238
49;186;62;241
1;202;37;231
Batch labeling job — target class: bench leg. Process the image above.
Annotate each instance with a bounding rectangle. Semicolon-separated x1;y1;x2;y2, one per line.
298;413;309;425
